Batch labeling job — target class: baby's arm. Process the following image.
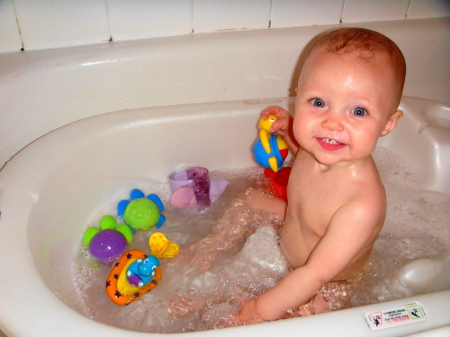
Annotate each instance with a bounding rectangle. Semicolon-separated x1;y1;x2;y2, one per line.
261;106;299;154
232;195;383;323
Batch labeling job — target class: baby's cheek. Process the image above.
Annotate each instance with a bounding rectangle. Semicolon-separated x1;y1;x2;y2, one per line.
292;121;309;144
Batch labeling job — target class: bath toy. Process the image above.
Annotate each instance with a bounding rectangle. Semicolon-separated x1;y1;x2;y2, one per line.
106;232;179;305
253;114;289;172
168;167;228;211
126;255;161;287
106;249;162;305
149;231;180;258
83;215;133;265
264;167;291;201
117;189;166;232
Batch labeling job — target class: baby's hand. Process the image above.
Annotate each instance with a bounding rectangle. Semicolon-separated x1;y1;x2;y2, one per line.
260;106;292;139
230;297;265;326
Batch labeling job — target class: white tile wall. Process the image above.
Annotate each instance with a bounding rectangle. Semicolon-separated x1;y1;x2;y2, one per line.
271;0;344;28
342;0;410;23
0;0;22;53
193;0;271;32
1;0;449;52
14;0;110;51
108;0;192;41
408;0;450;19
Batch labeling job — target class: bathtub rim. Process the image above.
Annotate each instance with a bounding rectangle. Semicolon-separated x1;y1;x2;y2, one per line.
1;95;448;194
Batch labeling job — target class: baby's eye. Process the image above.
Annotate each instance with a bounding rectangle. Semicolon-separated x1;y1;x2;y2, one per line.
310;98;325;107
351;107;367;117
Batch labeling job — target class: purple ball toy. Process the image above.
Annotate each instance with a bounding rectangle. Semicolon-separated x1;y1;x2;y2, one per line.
89;229;127;263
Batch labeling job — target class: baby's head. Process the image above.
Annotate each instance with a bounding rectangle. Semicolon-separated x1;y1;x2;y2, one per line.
294;28;406;165
310;27;406;109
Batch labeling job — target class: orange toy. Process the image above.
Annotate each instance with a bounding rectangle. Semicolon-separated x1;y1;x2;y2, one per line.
106;249;162;306
105;232;179;305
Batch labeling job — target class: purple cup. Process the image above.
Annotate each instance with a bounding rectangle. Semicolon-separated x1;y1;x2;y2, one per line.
187;167;211;209
169;167;211;211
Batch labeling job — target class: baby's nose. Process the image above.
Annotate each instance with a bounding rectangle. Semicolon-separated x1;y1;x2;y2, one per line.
321;112;344;132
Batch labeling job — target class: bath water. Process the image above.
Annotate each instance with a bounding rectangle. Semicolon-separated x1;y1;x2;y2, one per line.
73;147;449;333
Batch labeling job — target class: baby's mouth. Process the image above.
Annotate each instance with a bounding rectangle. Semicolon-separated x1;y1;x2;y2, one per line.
317;138;346;151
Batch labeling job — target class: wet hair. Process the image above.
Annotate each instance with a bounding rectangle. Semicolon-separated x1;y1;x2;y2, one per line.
313;27;406;105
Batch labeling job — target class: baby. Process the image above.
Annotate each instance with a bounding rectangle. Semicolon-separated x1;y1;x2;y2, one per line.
170;27;406;326
232;27;406;324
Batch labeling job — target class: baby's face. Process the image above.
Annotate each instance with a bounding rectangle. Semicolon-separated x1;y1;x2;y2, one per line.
294;49;401;167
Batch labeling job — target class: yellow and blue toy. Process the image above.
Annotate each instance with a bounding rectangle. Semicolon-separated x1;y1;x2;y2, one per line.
106;232;179;306
253;114;289;172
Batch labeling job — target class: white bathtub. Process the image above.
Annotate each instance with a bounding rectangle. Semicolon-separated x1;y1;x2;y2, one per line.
0;18;449;337
0;95;449;337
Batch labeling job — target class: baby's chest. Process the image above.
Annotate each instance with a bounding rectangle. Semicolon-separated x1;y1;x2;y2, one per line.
290;178;346;223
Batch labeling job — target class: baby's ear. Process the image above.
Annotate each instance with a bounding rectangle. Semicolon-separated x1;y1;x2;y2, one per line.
381;110;403;136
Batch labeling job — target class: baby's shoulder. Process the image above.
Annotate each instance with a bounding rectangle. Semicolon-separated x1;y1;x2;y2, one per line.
339;160;386;216
341;176;386;229
349;167;385;205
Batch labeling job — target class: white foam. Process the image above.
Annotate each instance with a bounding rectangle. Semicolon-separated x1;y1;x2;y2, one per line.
374;147;449;244
351;148;450;307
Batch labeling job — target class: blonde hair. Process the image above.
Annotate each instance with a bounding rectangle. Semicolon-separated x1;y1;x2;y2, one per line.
313;28;406;105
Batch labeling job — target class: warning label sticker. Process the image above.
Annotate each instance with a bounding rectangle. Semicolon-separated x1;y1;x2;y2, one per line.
365;303;427;330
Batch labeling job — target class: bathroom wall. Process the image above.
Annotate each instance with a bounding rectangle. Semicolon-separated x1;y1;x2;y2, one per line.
1;0;449;53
